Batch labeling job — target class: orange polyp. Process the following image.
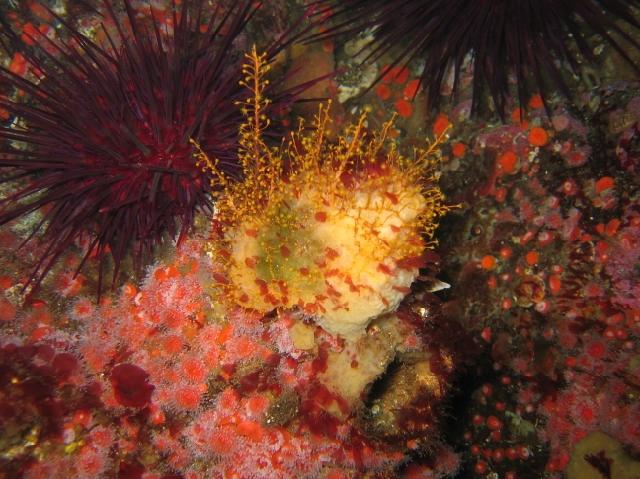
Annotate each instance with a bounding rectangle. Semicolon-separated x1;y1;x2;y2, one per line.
154;268;167;282
480;255;497;270
433;113;450;136
244;257;257;268
403;79;420;99
73;301;92;318
216;324;233;345
596;240;609;256
174;284;189;301
392;67;409;84
0;299;16;322
394;98;413;118
238;420;264;442
380;65;393;83
9;53;27;76
174;386;201;410
182;358;206;383
245;228;258;237
0;275;13;289
528;127;549;147
375;84;392;101
452;142;466;158
595;176;615;194
247;395;268;415
511;107;522;123
528;94;544;109
29;326;51;342
21;22;39;46
382;65;409;84
122;283;137;298
497;151;518;174
280;245;291;257
525;250;539;265
235;336;258;356
569;151;585;166
163;335;183;354
605;218;621;236
29;2;54;21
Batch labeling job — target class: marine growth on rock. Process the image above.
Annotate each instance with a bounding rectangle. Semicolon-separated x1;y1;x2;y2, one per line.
197;47;452;338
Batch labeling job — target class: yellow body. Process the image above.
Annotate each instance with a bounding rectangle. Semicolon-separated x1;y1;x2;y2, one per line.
196;47;450;338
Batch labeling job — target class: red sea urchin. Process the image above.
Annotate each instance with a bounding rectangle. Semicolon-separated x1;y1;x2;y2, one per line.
0;0;304;296
309;0;640;119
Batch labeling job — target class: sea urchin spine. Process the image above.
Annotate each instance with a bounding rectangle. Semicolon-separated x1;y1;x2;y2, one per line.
0;0;303;296
308;0;640;119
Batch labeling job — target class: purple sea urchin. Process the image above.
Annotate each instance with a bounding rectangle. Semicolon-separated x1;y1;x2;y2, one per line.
0;0;303;296
309;0;640;119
